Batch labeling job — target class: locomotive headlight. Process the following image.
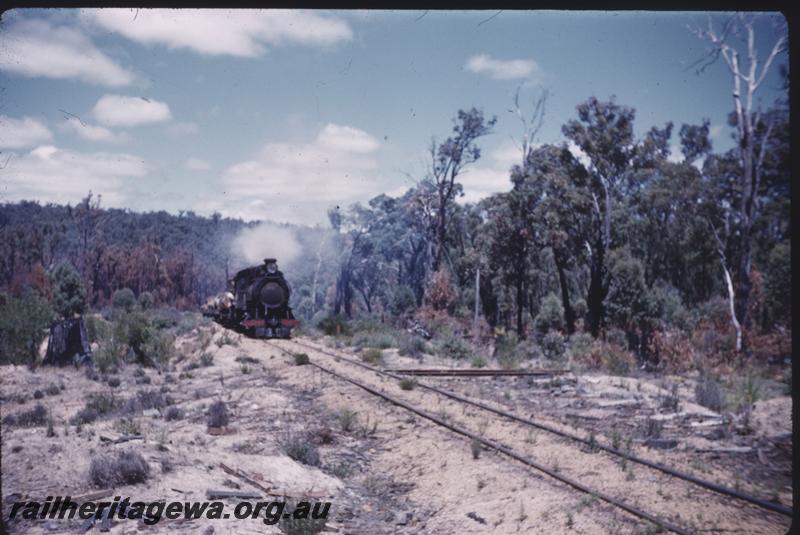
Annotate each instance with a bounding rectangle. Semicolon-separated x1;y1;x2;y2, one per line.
266;262;278;274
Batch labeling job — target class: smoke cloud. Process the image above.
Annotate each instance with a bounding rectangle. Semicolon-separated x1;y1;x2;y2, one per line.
230;222;301;270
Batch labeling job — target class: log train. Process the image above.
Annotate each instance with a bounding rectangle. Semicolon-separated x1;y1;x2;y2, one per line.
202;258;298;338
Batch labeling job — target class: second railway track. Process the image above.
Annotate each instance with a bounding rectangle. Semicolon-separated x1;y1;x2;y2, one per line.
264;336;792;534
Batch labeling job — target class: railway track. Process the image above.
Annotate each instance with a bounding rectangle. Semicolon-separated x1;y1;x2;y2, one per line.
266;336;792;534
382;368;569;377
289;339;793;518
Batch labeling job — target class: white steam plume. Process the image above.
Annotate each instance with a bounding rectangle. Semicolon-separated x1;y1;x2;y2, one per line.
230;223;301;270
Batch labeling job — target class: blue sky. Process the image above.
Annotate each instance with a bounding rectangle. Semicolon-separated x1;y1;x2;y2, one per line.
0;9;788;225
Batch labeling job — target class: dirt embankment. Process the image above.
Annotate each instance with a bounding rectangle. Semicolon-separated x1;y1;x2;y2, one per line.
1;327;793;534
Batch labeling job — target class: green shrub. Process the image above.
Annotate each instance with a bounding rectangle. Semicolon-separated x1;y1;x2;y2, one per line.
696;297;731;328
89;450;150;487
541;330;566;360
605;344;634;376
112;288;137;313
282;434;321;467
141;330;174;367
533;294;564;340
362;348;383;365
137;291;154;310
398;333;427;358
605;328;628;349
399;379;415;391
164;406;183;421
352;331;396;350
733;373;762;410
123;312;152;359
199;352;214;367
71;393;118;424
651;283;694;331
334;409;359;432
4;403;49;427
108;311;170;368
123;389;171;414
471;438;482;459
495;333;523;370
605;248;659;339
207;400;229;427
433;327;472;360
93;334;129;373
175;312;208;335
50;262;86;319
150;307;182;330
765;242;791;325
695;375;725;412
317;315;350;336
293;353;310;366
0;292;53;365
471;355;487;368
568;332;594;360
215;331;238;348
85;315;112;344
390;286;417;315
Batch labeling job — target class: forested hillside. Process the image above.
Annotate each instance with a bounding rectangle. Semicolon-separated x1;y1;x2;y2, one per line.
0;75;790;371
2;91;790;367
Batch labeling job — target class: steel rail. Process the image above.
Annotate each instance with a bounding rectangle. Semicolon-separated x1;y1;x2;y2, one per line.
284;338;793;518
272;341;695;535
382;368;568;376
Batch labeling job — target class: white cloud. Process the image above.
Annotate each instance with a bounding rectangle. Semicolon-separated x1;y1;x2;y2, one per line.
465;54;541;81
709;124;723;140
0;16;134;86
317;124;380;153
667;145;684;164
81;9;352;57
60;117;128;143
199;123;383;224
490;142;523;169
0;116;53;149
451;141;528;204
458;167;512;205
0;145;148;206
185;157;211;171
93;95;172;127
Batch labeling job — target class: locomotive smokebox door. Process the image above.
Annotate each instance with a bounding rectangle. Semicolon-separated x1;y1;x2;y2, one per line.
259;281;285;308
211;257;298;339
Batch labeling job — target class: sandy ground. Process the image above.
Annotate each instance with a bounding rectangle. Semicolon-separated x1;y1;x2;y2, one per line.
1;325;793;534
273;338;792;534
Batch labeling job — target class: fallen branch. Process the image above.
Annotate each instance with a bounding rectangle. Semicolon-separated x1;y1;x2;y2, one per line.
696;446;752;454
219;463;273;495
218;463;329;499
206;489;262;500
99;435;144;444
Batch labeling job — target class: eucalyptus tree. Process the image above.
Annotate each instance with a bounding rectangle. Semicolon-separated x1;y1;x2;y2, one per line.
521;144;593;334
424;108;496;274
690;13;788;339
561;97;639;336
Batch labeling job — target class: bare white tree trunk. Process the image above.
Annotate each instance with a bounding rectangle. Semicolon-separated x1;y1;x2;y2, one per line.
721;261;743;352
709;220;742;352
473;267;480;343
692;14;787;340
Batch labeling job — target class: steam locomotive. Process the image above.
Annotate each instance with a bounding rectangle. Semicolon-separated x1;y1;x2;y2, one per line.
203;258;298;338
